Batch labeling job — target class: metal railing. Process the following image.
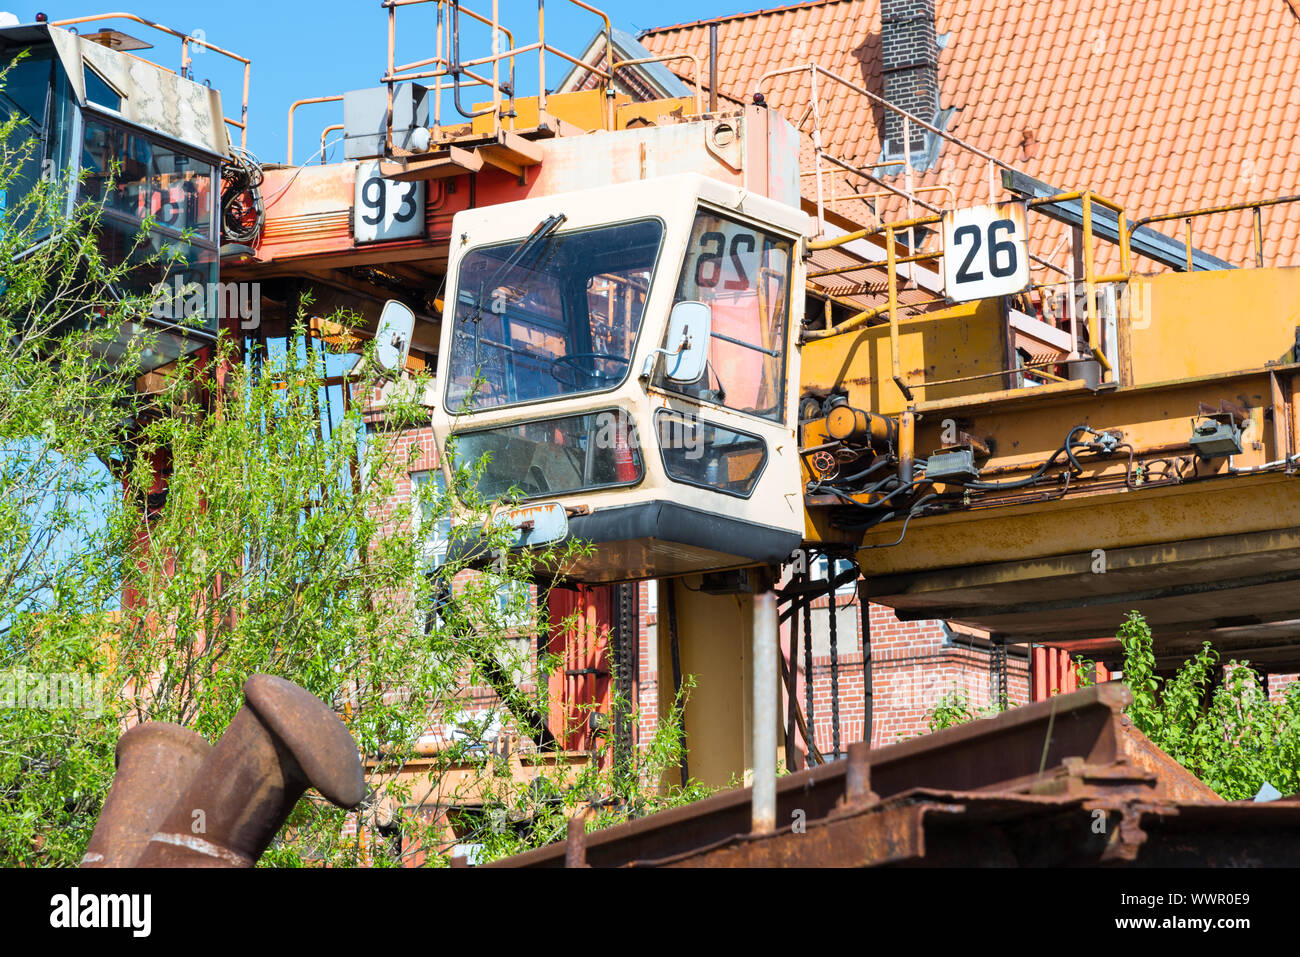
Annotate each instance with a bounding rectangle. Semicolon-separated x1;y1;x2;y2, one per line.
1128;194;1300;270
611;53;703;117
286;95;345;166
756;63;1028;236
804;191;1132;403
381;0;613;150
50;12;251;151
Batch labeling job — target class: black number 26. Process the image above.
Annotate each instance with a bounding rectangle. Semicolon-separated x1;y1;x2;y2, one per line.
695;231;756;290
953;218;1019;283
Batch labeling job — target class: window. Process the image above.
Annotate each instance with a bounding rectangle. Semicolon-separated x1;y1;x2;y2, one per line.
0;48;76;240
452;409;642;501
655;410;766;498
814;555;858;597
78;119;219;314
656;208;793;421
83;64;121;111
81;121;214;237
445;218;663;412
492;576;535;631
411;470;452;566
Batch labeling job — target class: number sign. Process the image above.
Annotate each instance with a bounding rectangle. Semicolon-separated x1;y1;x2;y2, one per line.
353;161;425;244
941;201;1029;302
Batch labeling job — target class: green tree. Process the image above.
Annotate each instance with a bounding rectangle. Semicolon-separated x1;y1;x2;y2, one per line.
0;92;712;865
0;66;194;863
1117;611;1300;800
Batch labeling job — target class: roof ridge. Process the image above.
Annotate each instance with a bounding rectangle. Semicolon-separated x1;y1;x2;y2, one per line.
637;0;859;39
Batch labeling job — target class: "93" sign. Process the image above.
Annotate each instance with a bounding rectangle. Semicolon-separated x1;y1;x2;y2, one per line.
353;161;425;244
941;201;1029;302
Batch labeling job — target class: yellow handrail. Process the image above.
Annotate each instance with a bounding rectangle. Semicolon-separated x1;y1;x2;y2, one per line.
803;193;1134;401
1128;194;1300;269
286;96;344;166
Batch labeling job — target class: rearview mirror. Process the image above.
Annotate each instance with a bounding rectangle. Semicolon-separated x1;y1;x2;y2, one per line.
374;300;416;373
642;300;711;383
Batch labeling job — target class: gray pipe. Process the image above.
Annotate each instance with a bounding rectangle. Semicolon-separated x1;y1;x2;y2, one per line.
752;587;777;833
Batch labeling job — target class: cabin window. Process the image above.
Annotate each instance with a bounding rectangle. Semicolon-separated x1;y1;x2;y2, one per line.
655;207;793;422
445;218;663;412
654;410;767;498
452;409;643;501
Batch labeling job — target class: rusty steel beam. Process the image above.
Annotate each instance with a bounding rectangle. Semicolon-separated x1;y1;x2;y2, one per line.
491;682;1300;868
488;684;1136;867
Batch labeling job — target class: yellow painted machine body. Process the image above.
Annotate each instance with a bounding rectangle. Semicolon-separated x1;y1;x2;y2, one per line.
801;263;1300;669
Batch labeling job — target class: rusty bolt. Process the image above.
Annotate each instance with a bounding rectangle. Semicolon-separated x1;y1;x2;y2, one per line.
135;675;366;867
82;722;211;868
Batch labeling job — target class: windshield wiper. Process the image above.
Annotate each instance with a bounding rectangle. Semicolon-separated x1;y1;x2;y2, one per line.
473;213;567;318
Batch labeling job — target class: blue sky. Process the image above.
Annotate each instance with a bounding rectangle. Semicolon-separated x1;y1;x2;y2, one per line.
6;1;745;162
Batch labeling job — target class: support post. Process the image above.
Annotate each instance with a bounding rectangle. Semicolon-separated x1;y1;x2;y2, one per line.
752;585;778;834
708;24;718;113
861;594;873;747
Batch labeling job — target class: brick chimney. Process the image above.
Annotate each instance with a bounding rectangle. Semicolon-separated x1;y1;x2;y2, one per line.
880;0;940;159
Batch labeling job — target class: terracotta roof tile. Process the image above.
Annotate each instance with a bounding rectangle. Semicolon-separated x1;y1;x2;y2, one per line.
638;0;1300;264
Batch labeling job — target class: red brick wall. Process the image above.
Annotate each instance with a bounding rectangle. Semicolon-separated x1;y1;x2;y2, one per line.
796;601;1028;754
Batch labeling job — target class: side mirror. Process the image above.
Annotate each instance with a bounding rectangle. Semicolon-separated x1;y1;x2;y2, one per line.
642;300;711;383
374;300;416;373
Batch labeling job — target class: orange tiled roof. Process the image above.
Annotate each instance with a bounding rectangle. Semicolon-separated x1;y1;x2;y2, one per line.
639;0;1300;267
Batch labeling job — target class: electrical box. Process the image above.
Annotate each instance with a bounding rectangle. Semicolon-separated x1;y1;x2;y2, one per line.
1190;415;1243;459
925;448;981;483
343;84;430;160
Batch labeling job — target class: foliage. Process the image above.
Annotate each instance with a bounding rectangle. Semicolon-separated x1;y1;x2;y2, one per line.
0;85;713;866
0;69;196;862
919;611;1300;801
1117;611;1300;800
447;674;720;865
924;684;1009;733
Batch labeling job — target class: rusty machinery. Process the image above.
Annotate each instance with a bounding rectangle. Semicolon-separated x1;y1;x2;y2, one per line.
489;683;1300;868
29;5;1300;858
220;1;1300;812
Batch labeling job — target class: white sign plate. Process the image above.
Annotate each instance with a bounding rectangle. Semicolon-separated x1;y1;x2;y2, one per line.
941;201;1030;303
353;161;425;244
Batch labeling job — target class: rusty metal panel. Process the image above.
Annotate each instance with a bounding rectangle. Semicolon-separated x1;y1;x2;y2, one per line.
484;683;1297;868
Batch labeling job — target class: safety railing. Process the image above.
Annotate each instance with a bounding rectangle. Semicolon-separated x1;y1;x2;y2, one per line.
756;63;1028;236
804;191;1132;404
50;12;251;151
381;0;612;150
1128;194;1300;270
611;53;703;117
286;95;345;166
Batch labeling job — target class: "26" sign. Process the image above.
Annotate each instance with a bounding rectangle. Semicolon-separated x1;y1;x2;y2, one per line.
941;201;1029;302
